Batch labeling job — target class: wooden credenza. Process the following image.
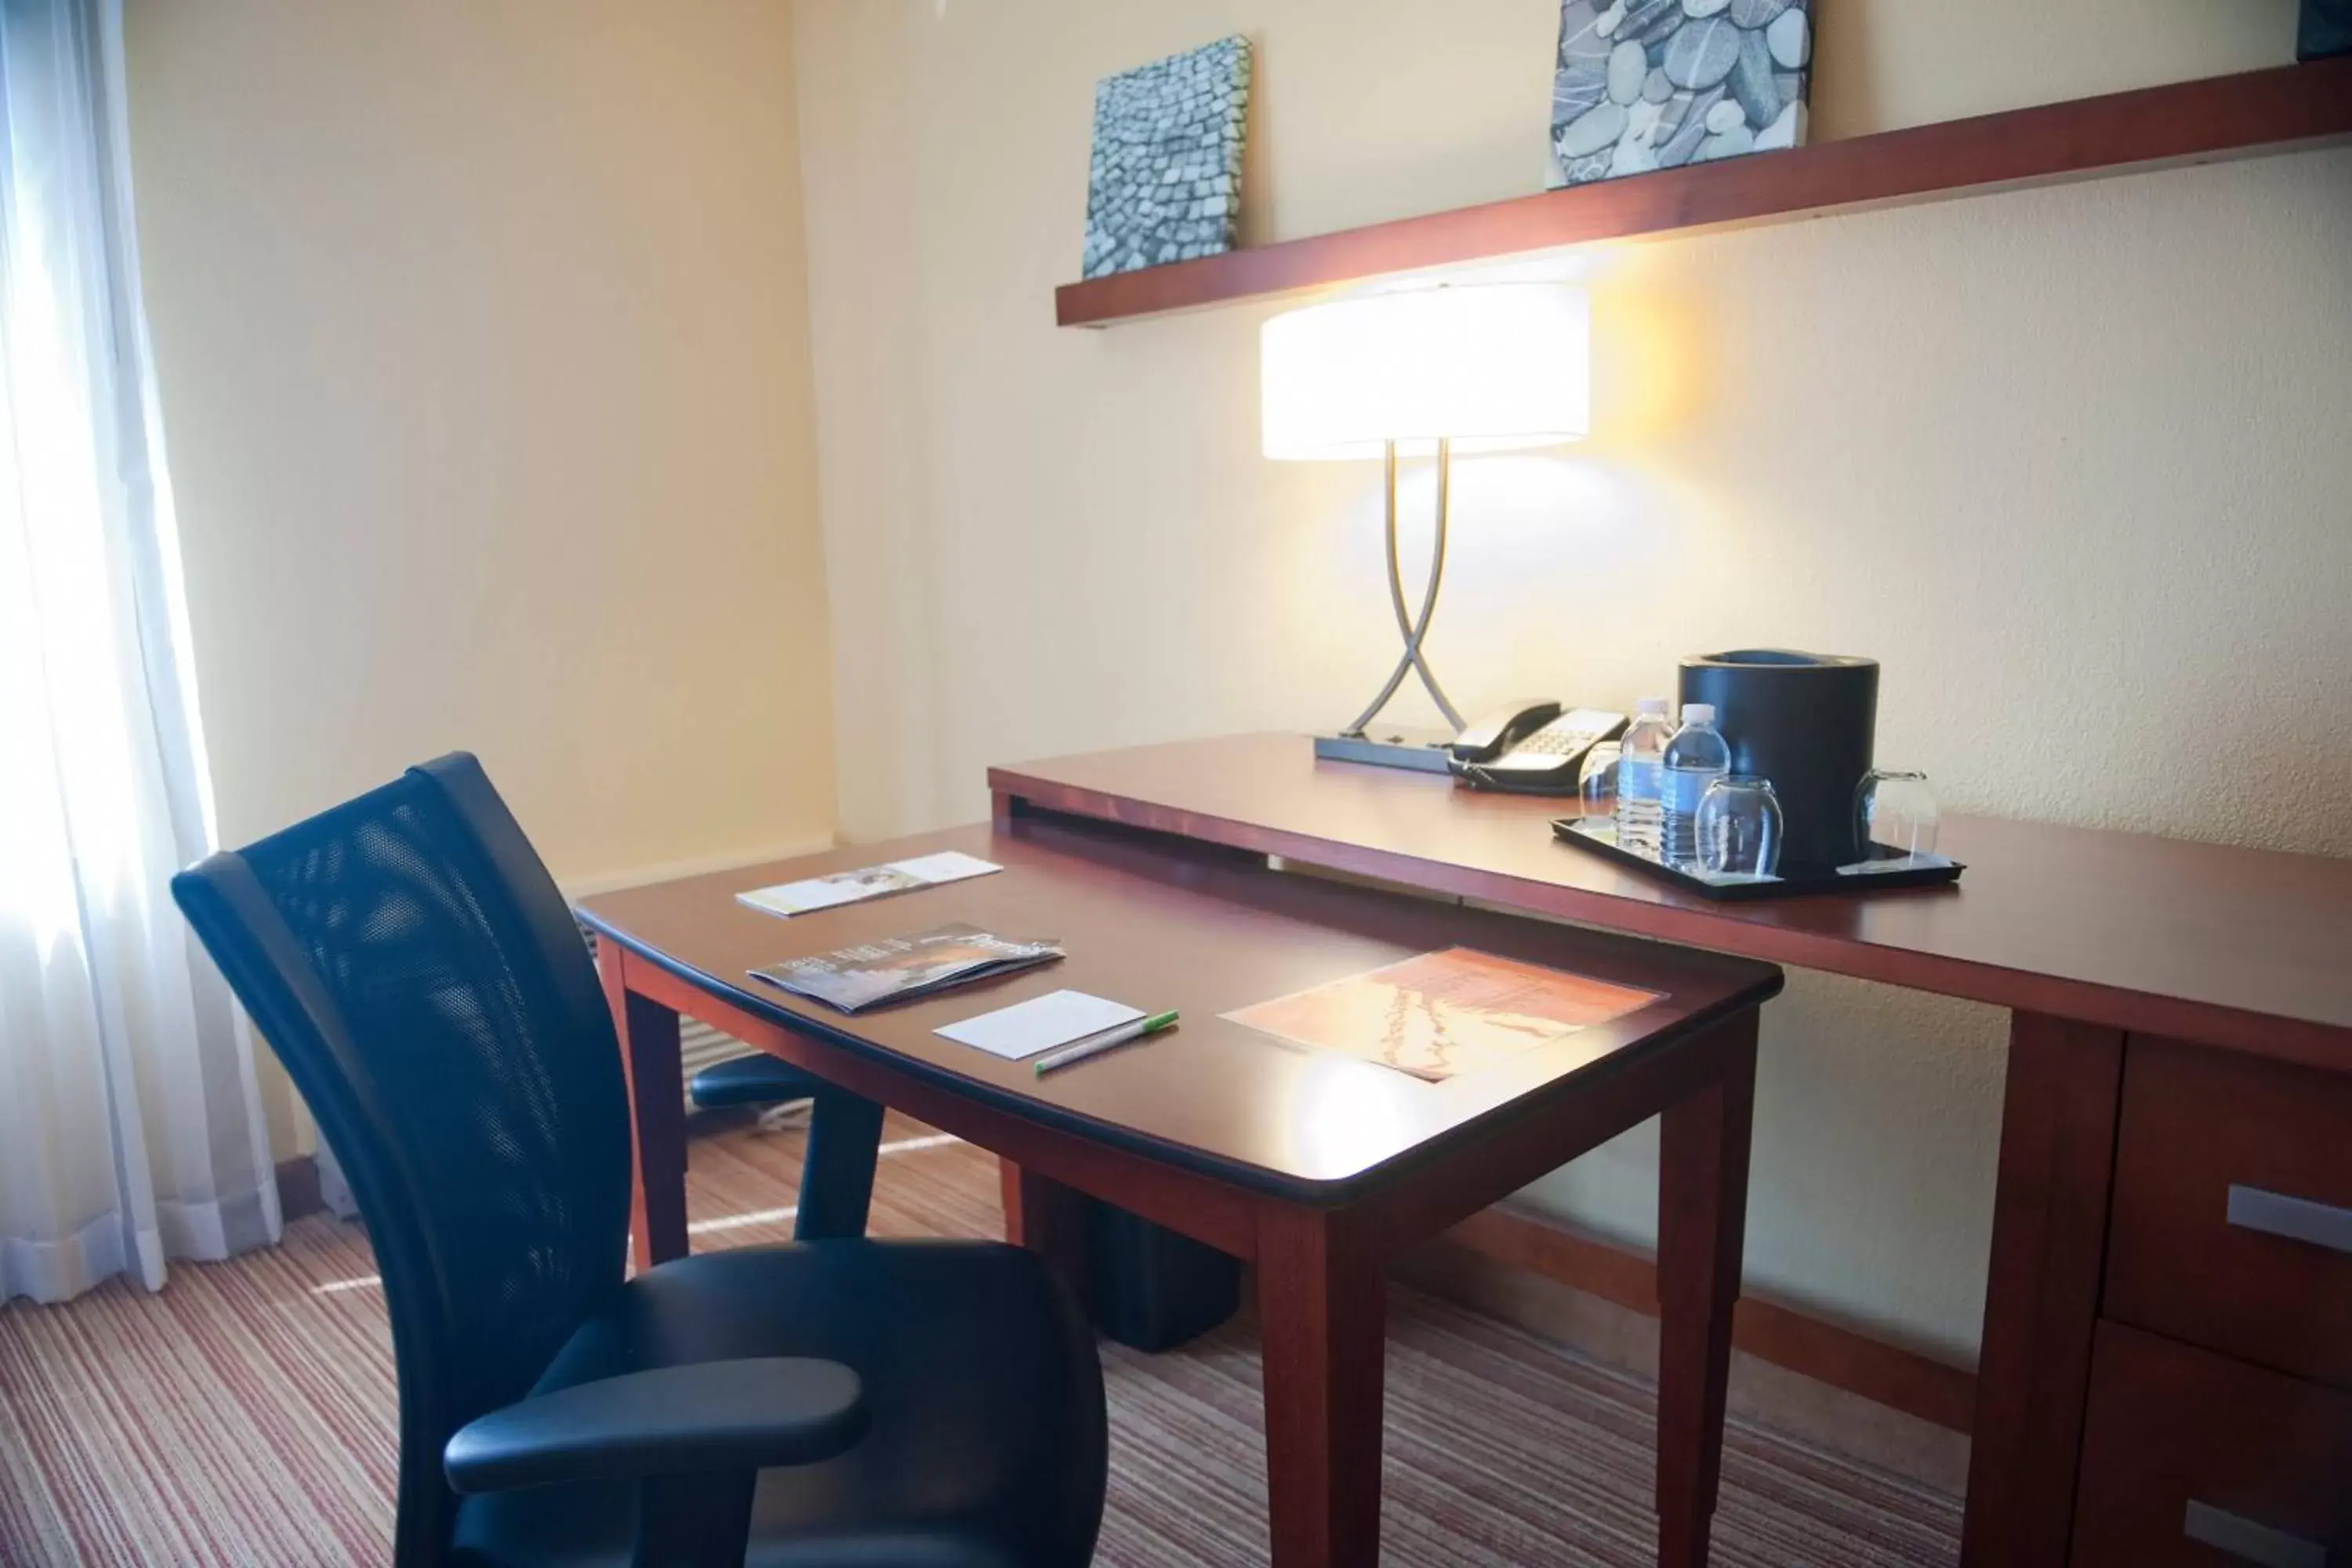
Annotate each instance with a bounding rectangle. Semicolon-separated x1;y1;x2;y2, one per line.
2067;1039;2352;1564
989;733;2352;1566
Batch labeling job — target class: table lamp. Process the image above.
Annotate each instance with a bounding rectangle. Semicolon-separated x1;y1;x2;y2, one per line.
1262;281;1590;770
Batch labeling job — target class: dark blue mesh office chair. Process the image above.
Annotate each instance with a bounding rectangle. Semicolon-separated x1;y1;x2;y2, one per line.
689;1055;819;1110
171;755;1106;1567
682;1053;897;1243
685;1036;884;1243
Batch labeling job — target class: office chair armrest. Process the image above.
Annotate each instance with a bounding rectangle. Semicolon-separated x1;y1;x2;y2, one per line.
443;1357;867;1494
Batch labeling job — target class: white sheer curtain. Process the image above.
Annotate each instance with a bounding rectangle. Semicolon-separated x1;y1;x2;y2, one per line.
0;0;278;1305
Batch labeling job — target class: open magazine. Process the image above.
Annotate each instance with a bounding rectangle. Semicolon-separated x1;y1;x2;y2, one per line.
749;923;1062;1014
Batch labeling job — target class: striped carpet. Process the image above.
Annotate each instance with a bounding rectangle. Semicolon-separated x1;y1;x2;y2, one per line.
1;1110;1960;1566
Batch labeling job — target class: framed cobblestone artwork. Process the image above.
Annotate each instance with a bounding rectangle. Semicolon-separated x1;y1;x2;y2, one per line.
1546;0;1812;189
2302;0;2352;61
1082;35;1250;279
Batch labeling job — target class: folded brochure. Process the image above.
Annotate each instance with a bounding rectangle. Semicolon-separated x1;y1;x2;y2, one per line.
748;922;1062;1014
736;850;1000;918
1224;947;1660;1083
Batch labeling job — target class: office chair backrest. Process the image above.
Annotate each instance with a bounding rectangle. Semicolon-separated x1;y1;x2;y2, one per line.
172;755;630;1565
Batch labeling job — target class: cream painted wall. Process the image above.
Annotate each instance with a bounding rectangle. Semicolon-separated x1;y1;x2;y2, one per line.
794;0;2351;1363
125;2;837;1157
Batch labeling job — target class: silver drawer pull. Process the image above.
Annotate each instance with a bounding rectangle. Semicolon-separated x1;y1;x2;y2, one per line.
2227;1184;2352;1256
2184;1501;2332;1568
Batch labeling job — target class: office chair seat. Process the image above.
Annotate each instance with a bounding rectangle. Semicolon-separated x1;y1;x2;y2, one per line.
691;1054;822;1109
452;1240;1103;1568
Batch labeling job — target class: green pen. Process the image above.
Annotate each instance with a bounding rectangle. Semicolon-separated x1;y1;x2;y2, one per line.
1032;1010;1179;1076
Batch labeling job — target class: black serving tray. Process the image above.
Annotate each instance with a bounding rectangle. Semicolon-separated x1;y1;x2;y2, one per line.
1550;816;1965;901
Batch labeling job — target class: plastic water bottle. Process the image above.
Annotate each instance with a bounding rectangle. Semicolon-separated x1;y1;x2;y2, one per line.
1661;703;1731;868
1614;698;1674;858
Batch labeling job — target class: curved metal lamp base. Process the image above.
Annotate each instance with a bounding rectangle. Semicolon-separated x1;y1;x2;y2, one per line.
1341;436;1464;740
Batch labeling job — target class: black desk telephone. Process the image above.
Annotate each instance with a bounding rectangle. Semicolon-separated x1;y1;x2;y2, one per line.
1447;701;1628;794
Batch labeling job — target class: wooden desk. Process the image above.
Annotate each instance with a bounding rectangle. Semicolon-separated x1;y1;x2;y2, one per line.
580;814;1781;1568
989;734;2352;1566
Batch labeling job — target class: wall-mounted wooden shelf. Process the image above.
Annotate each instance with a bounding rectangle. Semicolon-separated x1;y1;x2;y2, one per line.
1055;57;2352;328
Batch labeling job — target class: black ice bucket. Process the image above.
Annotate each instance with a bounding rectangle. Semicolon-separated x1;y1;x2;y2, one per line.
1677;650;1879;872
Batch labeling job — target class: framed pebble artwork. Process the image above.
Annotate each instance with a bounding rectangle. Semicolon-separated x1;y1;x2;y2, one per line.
2301;0;2352;61
1547;0;1813;189
1081;35;1252;280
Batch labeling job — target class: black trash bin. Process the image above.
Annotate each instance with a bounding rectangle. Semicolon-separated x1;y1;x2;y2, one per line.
1083;1197;1242;1352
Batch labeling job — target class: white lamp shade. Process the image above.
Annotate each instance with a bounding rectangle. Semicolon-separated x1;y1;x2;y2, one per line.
1261;283;1590;459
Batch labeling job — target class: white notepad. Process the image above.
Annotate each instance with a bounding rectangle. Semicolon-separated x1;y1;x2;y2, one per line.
935;990;1144;1061
736;851;1000;918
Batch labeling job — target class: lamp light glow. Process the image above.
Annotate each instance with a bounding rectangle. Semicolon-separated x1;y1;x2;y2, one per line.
1261;283;1591;460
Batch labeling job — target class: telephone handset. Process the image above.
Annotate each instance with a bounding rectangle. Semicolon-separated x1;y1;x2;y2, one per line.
1448;700;1562;763
1448;702;1628;794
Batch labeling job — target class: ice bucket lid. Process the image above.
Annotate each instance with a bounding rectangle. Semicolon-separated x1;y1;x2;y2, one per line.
1683;649;1877;672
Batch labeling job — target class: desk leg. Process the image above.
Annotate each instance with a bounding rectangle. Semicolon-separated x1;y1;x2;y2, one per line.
1655;1014;1757;1568
1959;1012;2125;1568
1002;1159;1091;1305
1257;1203;1385;1568
601;944;688;1271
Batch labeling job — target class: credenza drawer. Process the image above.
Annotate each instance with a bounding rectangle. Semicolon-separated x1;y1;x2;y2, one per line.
2106;1036;2352;1390
2074;1323;2351;1567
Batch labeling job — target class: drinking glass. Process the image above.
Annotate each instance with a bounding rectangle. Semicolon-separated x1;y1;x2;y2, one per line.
1697;775;1782;879
1855;769;1940;862
1578;742;1620;831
